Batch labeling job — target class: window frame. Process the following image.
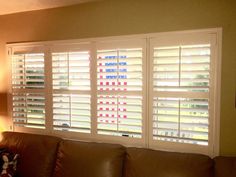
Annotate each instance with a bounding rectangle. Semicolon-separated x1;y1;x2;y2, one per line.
9;45;48;132
7;28;222;156
51;43;92;134
148;31;221;156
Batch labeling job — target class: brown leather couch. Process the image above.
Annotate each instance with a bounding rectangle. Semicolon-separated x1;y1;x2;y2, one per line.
0;131;235;177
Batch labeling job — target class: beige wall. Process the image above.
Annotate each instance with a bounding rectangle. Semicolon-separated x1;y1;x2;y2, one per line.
0;0;235;155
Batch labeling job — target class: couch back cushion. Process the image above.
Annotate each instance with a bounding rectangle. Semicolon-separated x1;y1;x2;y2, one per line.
214;156;236;177
124;147;213;177
53;140;125;177
0;131;61;177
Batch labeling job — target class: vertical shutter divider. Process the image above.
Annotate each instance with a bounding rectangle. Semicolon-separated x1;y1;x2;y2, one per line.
91;42;98;137
45;47;53;133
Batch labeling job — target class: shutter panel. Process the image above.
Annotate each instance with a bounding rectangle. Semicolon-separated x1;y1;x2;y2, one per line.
97;95;142;138
12;52;45;129
12;53;45;89
97;47;143;138
52;52;90;90
153;97;209;145
152;44;211;145
52;51;91;133
12;93;45;129
53;94;91;133
97;48;142;91
153;45;210;92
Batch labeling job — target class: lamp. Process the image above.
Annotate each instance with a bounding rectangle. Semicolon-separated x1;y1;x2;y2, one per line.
0;115;7;135
0;119;4;142
0;125;3;132
0;92;8;133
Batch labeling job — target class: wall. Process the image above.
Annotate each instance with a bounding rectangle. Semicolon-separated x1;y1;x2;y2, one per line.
0;0;235;155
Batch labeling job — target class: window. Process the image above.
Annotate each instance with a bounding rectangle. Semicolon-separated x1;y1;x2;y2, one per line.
9;29;221;156
51;44;92;133
149;32;220;155
11;48;46;129
96;40;145;138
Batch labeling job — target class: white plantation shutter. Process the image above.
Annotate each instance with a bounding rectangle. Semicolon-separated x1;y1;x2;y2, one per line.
97;95;142;137
11;52;46;129
12;53;45;89
12;93;45;128
52;51;90;90
53;94;91;133
9;29;220;155
96;40;145;138
153;97;209;145
150;33;216;152
153;45;210;92
52;50;91;133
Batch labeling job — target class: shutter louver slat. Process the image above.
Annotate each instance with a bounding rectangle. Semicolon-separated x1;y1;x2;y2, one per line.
97;47;143;138
152;44;211;146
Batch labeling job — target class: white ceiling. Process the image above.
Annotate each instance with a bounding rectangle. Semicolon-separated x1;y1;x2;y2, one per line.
0;0;97;15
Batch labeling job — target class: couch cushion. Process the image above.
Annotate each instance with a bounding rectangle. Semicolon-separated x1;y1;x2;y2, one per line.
214;156;236;177
53;140;125;177
124;147;213;177
0;132;61;177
